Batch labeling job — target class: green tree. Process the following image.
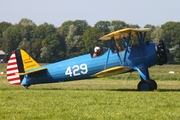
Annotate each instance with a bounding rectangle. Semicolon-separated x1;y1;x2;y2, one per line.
18;20;36;54
82;27;103;54
144;24;155;42
110;20;129;32
150;26;163;42
0;22;12;48
128;24;139;28
57;20;74;36
19;18;36;26
58;20;89;58
65;24;81;58
1;24;24;56
36;23;66;62
73;20;89;35
94;21;110;34
161;21;180;63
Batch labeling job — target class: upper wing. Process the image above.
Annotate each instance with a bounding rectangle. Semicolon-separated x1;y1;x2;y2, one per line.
92;66;132;77
99;28;150;41
16;67;47;75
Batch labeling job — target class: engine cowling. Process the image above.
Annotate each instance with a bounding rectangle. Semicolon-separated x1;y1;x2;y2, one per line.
156;40;168;65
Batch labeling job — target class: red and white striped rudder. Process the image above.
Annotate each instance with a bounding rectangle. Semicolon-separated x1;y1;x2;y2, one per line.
6;52;21;85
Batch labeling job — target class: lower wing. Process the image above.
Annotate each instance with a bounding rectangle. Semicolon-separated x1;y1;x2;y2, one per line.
92;66;132;77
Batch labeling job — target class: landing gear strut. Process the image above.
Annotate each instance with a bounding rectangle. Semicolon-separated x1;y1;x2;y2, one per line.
137;80;157;91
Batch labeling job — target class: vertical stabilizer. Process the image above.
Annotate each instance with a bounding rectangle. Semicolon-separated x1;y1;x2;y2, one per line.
19;49;40;71
6;49;40;85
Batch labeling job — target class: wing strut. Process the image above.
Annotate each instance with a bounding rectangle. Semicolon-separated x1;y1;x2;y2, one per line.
123;32;131;66
112;38;122;65
104;37;113;69
136;31;147;64
104;37;123;69
136;31;147;49
104;47;111;69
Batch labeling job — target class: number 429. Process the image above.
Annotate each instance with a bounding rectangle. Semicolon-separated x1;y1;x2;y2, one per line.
65;64;88;77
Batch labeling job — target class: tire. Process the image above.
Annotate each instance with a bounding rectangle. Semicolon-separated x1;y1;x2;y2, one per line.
150;79;157;90
137;80;154;91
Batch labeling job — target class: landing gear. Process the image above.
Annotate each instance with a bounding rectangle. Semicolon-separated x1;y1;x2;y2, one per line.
138;80;153;91
24;85;30;89
137;80;157;91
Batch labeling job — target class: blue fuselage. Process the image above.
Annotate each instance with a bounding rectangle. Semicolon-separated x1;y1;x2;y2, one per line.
21;42;158;86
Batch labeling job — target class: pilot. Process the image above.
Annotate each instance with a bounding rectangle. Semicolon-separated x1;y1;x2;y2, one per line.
93;46;101;58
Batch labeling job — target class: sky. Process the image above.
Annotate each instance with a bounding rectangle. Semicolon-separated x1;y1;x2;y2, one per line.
0;0;180;28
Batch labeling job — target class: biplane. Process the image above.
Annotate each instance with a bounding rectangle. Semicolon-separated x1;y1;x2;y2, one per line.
6;28;169;91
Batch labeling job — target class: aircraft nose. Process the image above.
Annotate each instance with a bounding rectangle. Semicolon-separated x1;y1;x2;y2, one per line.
156;40;168;65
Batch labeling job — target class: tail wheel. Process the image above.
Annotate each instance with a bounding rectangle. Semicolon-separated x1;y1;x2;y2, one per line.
150;79;157;90
24;85;30;89
138;80;154;91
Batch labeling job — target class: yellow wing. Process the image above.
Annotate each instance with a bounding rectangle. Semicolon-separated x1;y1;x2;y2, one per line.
99;28;150;41
92;66;132;78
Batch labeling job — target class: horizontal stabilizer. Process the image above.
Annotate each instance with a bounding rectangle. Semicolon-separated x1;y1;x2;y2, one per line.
92;66;132;77
16;67;47;76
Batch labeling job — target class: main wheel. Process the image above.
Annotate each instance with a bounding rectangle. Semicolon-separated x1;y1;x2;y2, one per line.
150;79;157;90
137;80;154;91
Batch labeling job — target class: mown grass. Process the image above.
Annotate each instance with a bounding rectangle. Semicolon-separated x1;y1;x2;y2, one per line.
0;63;180;120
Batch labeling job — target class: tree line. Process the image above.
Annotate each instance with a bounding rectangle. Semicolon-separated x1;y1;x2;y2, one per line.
0;18;179;63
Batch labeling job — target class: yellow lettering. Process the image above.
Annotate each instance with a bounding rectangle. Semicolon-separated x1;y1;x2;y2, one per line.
24;60;33;64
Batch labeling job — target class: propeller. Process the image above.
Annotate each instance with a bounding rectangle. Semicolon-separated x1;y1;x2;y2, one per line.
167;45;179;54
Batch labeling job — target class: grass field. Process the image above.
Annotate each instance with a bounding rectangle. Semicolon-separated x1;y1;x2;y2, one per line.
0;63;180;120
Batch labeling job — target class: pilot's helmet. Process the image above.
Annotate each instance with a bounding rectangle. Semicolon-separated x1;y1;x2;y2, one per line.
94;46;100;52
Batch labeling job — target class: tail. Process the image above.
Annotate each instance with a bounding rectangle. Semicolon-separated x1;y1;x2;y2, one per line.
6;49;40;85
